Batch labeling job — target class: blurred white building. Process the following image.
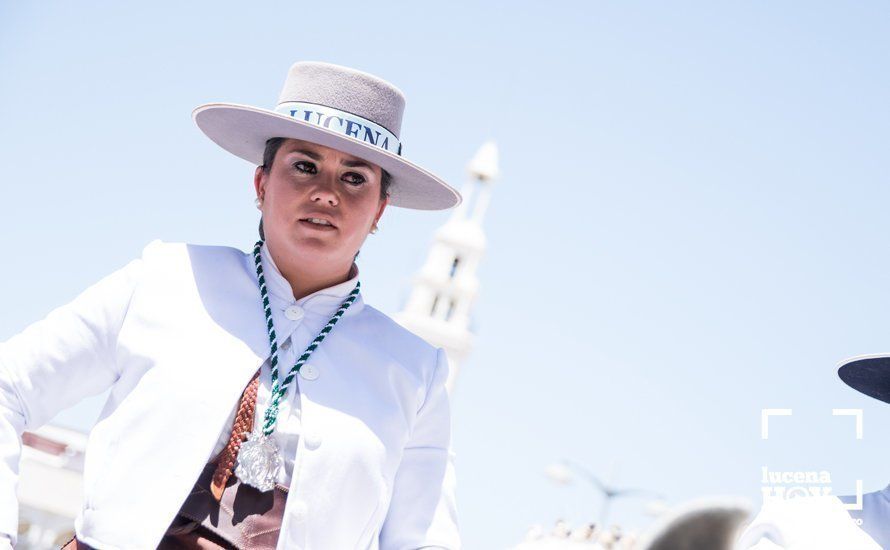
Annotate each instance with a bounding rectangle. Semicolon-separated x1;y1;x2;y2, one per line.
394;141;499;394
15;425;86;548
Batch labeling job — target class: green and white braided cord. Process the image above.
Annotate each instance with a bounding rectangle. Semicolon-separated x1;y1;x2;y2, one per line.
252;240;360;436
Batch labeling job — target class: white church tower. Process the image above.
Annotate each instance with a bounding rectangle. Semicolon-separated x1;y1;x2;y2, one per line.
395;141;499;394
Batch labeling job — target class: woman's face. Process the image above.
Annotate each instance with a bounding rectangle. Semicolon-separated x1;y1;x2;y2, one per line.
254;138;388;273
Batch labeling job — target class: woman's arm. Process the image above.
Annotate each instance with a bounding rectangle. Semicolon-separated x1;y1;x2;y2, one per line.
379;347;460;549
0;248;147;547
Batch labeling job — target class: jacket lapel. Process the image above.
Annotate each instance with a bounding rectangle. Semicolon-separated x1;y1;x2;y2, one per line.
115;244;275;548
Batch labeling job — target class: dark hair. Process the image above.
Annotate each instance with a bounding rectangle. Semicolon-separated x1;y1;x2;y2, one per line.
257;137;391;240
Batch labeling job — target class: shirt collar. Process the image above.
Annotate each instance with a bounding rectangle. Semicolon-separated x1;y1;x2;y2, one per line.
259;241;362;313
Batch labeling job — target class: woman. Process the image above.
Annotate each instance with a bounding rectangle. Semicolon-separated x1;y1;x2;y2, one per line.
0;61;461;549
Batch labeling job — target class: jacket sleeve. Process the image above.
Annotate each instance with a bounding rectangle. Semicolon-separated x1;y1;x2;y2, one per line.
0;244;149;547
379;347;460;549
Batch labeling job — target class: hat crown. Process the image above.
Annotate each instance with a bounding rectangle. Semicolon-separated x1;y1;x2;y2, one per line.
276;61;406;138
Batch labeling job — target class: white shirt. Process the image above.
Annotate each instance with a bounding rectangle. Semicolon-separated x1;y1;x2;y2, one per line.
839;485;890;547
210;241;360;486
737;486;890;549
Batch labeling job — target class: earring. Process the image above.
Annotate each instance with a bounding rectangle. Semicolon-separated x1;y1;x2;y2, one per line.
370;224;378;234
255;197;263;209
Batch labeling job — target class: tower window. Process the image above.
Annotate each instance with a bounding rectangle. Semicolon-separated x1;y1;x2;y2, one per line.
430;295;440;316
445;298;456;321
449;256;461;278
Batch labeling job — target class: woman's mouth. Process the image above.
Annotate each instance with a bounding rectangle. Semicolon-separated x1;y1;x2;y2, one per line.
299;217;337;231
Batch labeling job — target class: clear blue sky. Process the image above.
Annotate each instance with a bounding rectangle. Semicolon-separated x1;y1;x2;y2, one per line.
2;1;889;547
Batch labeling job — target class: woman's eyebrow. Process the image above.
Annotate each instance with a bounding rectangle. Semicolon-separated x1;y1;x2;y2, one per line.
290;148;323;160
289;148;372;170
341;159;374;170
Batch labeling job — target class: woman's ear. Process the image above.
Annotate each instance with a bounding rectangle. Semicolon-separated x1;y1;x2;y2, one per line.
254;166;266;199
374;196;389;225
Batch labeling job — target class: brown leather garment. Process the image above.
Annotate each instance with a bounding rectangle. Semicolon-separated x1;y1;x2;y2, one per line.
156;459;289;548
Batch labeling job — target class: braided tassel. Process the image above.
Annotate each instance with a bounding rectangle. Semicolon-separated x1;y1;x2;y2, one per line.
210;368;261;501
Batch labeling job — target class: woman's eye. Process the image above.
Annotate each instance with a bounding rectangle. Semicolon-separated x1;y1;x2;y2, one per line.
293;161;317;174
343;172;366;186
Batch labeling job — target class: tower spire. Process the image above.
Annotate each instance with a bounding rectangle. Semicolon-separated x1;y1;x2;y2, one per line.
395;141;500;394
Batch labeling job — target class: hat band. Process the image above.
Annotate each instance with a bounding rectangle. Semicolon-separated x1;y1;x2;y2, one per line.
275;101;402;156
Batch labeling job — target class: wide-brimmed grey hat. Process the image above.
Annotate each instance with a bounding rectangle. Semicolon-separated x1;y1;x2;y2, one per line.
192;61;461;210
838;353;890;404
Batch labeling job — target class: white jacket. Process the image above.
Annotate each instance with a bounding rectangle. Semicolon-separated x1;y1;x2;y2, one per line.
736;493;885;549
0;239;460;550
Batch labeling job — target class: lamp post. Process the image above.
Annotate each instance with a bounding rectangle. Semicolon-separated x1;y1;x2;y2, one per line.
545;458;664;527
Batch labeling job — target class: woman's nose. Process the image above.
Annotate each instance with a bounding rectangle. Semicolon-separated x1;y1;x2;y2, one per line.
309;178;339;206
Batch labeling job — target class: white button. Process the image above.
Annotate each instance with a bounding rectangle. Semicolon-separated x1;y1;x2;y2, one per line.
299;363;319;381
304;431;322;450
285;305;304;321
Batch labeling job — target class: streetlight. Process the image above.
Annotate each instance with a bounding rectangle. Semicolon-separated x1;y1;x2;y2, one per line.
545;458;664;527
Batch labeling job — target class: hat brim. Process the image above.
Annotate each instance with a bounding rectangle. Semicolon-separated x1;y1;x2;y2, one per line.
837;354;890;404
192;103;461;211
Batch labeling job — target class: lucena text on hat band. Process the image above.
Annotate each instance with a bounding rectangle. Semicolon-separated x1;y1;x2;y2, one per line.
275;101;402;156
